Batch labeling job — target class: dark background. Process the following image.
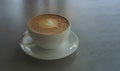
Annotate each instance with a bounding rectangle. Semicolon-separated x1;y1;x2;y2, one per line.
0;0;120;71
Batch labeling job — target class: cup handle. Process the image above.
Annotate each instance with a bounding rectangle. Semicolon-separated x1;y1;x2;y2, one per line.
20;31;35;47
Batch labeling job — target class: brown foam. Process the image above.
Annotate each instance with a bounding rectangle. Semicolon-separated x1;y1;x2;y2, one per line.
29;14;69;35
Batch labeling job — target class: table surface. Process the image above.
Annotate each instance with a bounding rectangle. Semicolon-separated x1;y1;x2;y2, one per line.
0;0;120;71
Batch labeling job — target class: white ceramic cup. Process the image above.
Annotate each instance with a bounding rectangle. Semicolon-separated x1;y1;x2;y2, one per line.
28;14;71;49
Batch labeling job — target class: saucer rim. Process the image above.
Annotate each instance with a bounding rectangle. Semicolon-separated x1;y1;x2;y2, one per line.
19;31;79;60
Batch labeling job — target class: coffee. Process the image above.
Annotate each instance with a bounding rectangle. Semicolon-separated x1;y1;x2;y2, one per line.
29;14;69;35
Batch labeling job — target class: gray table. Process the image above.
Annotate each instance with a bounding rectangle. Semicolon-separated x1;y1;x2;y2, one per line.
0;0;120;71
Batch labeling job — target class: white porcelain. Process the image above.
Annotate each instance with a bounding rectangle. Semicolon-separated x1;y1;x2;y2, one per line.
28;14;71;49
20;31;79;60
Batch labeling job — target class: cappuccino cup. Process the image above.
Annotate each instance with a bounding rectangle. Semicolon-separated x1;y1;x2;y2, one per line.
28;14;71;49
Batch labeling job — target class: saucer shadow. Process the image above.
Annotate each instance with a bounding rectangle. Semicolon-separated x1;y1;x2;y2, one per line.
12;43;77;70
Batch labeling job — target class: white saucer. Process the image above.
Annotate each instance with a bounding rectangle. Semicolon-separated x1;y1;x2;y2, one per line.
20;31;79;60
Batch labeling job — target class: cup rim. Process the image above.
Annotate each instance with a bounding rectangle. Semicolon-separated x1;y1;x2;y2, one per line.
28;13;71;36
